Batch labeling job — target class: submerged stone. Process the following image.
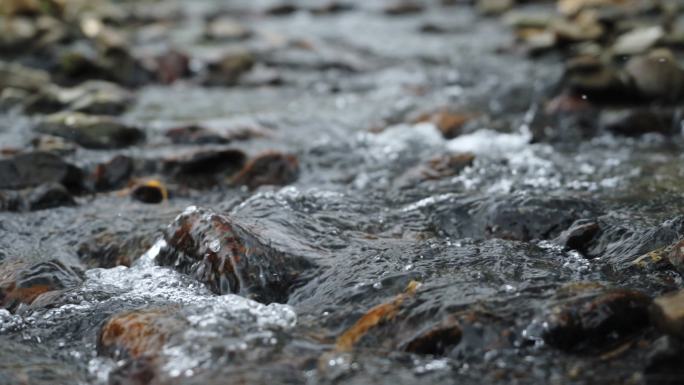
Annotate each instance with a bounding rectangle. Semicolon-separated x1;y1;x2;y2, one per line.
542;288;651;351
98;307;188;361
156;207;314;303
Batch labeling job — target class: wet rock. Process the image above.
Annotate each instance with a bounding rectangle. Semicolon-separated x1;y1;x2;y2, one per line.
131;180;167;204
551;14;604;44
265;3;299;16
152;49;190;84
164;149;246;187
0;151;82;191
414;110;472;139
0;258;83;312
400;318;462;355
0;338;85;385
59;45;153;87
204;17;251;41
651;289;684;337
93;155;134;192
612;26;664;56
310;2;354;15
31;135;77;155
336;281;421;352
543;288;652;351
625;49;684;102
204;51;255;86
396;152;475;188
477;0;513;16
384;2;424;16
555;219;600;255
0;61;50;92
564;56;634;102
644;335;684;385
600;108;677;136
98;307;188;360
26;182;75;211
664;239;684;274
156;206;315;303
65;80;133;115
25;81;132;115
0;16;38;52
35;112;145;149
231;151;299;190
165;125;231;145
0;190;25;211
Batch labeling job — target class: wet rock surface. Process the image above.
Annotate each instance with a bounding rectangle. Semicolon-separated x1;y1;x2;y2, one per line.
2;0;684;385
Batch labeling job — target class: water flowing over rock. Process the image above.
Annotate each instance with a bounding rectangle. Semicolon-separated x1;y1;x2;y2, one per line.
156;206;315;303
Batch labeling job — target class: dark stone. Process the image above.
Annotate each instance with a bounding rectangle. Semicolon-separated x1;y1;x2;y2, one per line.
131;181;166;204
93;155;134;192
265;4;299;16
0;258;83;312
0;152;83;192
644;336;684;385
35;112;145;149
556;219;600;255
165;125;230;145
401;320;462;355
204;51;255;86
26;183;76;211
231;151;299;190
384;2;424;15
542;288;652;351
600;109;678;137
164;149;246;187
156;206;315;303
153;50;190;84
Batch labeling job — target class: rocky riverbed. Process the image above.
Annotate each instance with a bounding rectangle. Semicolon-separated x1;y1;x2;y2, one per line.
2;0;684;384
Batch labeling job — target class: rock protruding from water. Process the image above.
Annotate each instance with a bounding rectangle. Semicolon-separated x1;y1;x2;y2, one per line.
542;286;651;351
0;152;83;191
156;207;315;303
651;289;684;338
0;258;83;312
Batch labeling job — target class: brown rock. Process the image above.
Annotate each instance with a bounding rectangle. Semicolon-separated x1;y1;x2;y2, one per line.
0;259;83;312
231;151;299;190
98;307;188;360
651;289;684;337
156;206;314;303
204;51;255;86
384;1;424;15
93;155;134;192
625;49;684;102
415;111;473;139
543;288;652;351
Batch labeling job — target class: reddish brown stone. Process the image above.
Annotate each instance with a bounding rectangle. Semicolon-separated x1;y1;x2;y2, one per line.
98;307;187;360
93;155;134;192
156;207;314;303
0;259;83;312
